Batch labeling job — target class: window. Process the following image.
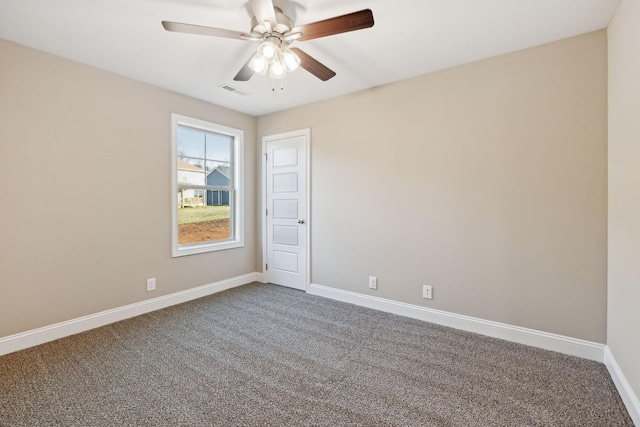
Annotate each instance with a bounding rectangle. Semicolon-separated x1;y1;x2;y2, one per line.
171;114;244;257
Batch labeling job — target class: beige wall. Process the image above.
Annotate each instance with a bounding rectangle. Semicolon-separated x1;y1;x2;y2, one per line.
0;38;258;337
258;31;608;342
0;29;612;346
608;0;640;401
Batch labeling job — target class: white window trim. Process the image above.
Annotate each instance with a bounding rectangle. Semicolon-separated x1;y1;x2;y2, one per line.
171;113;244;257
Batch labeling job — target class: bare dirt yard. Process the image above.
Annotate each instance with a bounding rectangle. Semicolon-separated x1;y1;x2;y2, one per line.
178;219;230;244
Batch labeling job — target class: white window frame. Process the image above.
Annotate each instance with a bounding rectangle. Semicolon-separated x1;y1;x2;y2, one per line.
171;114;244;257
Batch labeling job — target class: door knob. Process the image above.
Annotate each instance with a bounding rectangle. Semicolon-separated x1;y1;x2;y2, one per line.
298;219;305;224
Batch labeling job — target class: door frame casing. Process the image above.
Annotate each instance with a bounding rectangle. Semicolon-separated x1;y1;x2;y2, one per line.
261;128;311;292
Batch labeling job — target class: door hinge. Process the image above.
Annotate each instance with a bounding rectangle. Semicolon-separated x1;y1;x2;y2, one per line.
266;208;268;216
265;263;268;271
264;153;268;161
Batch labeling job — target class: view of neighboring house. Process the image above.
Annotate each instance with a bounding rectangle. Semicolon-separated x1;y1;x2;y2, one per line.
206;165;230;206
177;159;205;207
177;160;230;207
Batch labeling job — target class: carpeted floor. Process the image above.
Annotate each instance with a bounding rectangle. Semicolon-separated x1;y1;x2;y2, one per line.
0;282;633;426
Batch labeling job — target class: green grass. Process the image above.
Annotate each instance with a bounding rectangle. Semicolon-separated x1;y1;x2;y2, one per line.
178;205;230;225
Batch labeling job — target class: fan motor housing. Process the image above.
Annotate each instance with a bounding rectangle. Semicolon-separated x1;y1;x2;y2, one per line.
250;7;294;37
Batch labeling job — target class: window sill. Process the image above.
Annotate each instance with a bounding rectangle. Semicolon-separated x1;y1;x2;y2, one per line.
172;239;244;257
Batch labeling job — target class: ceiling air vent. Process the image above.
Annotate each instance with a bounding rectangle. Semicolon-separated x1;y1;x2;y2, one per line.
219;84;248;96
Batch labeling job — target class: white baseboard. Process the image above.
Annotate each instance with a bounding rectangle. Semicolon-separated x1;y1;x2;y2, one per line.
605;346;640;425
0;272;261;357
308;283;605;362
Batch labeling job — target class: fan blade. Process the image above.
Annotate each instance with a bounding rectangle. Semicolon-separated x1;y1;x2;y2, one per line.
295;9;374;41
249;0;278;29
233;55;255;82
290;48;336;81
162;21;246;40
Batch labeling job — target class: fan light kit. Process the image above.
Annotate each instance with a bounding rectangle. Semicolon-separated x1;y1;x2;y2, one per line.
162;0;374;90
248;37;301;81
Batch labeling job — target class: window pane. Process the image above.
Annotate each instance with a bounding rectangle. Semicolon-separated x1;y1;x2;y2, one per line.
177;188;231;245
206;132;232;162
177;158;206;186
205;160;231;187
177;126;205;159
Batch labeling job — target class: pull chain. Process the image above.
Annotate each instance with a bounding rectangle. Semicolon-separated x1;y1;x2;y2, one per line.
271;79;285;92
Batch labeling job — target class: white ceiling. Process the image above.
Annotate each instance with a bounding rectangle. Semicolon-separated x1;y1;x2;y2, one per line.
0;0;620;116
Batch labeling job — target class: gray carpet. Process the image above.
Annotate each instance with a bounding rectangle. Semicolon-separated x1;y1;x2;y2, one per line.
0;282;633;426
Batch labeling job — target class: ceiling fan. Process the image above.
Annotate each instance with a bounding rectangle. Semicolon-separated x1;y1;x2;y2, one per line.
162;0;374;83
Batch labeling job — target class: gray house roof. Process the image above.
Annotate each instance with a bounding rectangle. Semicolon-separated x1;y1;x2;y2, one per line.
207;165;230;179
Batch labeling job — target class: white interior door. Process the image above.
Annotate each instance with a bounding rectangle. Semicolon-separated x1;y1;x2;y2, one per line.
263;129;309;291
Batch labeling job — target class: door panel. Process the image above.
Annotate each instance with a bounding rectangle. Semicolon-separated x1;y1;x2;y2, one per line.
273;226;298;246
273;251;298;273
273;146;298;167
273;173;298;192
273;199;298;218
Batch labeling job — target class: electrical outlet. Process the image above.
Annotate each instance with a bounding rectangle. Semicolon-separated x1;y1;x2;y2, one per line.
147;278;156;292
368;276;377;290
422;285;433;299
